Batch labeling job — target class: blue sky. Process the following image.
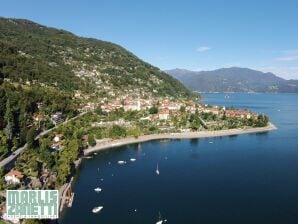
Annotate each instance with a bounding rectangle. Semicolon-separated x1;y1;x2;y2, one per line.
1;0;298;79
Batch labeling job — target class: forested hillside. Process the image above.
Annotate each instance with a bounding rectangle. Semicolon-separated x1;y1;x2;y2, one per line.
0;17;197;161
0;17;193;97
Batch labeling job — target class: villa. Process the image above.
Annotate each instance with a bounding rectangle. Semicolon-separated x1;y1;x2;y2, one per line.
51;142;63;151
4;170;24;185
54;133;64;142
225;109;252;119
159;109;170;120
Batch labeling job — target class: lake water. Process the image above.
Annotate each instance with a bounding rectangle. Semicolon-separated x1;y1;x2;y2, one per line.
60;93;298;224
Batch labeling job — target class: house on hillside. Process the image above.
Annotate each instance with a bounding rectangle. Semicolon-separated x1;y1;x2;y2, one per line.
225;110;252;119
51;142;63;151
124;98;141;111
4;170;24;185
51;112;64;125
158;109;170;120
32;113;46;122
203;107;220;115
53;134;64;143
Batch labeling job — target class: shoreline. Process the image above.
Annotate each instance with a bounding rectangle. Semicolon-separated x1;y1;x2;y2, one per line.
84;122;277;155
59;122;277;216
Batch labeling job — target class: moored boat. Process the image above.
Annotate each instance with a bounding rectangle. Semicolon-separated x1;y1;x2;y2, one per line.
94;187;102;192
156;163;160;175
92;206;103;213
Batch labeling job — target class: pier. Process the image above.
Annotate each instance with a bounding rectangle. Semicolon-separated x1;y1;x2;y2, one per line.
59;177;75;213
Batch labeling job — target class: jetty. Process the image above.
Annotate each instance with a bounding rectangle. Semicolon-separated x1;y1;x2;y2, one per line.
59;177;75;213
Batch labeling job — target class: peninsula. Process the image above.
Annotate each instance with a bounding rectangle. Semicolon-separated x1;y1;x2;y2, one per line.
85;122;277;155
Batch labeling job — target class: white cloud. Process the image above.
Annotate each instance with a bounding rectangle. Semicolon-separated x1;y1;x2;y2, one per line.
258;66;298;80
276;55;298;61
281;49;298;54
196;46;211;52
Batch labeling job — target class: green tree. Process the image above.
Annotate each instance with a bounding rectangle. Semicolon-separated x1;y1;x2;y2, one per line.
39;138;52;151
0;167;5;190
149;106;158;114
28;159;40;177
0;131;8;159
56;160;71;185
109;125;126;139
180;106;186;113
23;219;43;224
0;72;3;85
4;99;14;140
12;136;19;151
88;134;96;147
26;128;37;149
255;114;269;127
127;127;142;138
95;107;103;115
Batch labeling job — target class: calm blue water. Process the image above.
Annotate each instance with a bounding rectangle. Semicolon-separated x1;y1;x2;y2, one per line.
60;93;298;224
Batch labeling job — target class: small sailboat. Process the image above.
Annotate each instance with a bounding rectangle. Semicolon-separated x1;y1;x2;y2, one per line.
92;206;103;213
156;212;167;224
118;160;126;164
130;158;136;162
156;163;160;175
94;187;102;192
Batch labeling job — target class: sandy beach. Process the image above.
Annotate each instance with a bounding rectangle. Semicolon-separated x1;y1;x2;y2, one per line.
84;122;277;155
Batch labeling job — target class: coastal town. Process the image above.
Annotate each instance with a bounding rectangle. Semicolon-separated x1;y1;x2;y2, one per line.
0;16;276;224
1;0;298;222
0;89;273;223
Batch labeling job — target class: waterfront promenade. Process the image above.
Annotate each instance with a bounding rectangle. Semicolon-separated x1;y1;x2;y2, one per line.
85;122;277;155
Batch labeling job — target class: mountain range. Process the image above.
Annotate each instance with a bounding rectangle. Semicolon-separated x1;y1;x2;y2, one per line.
165;67;298;93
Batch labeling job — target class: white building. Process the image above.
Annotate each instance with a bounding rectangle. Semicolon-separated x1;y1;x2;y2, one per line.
5;170;24;185
53;134;64;143
124;98;141;111
158;109;170;120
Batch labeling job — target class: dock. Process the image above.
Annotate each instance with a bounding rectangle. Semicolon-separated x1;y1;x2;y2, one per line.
59;177;75;213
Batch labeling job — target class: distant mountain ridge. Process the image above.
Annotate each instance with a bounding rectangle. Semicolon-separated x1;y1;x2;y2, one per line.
165;67;298;93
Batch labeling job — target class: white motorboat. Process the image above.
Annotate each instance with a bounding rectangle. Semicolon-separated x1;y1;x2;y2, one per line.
156;212;167;224
130;158;136;162
118;160;126;164
156;163;160;175
92;206;103;213
94;187;102;192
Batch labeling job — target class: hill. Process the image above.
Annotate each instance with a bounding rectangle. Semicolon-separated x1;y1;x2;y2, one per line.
0;17;193;98
165;67;298;93
0;17;196;159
